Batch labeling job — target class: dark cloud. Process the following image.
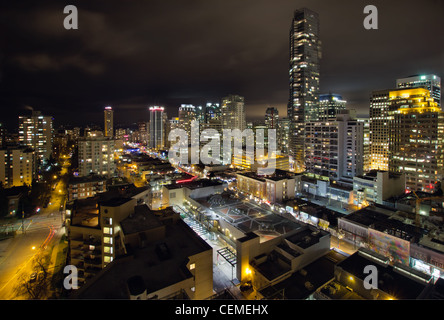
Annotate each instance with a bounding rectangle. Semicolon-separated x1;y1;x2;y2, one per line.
0;0;443;130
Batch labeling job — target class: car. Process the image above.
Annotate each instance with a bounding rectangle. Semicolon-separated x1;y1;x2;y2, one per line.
29;272;37;283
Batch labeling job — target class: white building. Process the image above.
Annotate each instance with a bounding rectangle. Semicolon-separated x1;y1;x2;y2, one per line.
353;170;405;206
304;110;364;181
78;136;115;177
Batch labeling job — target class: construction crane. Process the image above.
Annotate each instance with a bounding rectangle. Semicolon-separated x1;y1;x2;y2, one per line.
411;191;443;226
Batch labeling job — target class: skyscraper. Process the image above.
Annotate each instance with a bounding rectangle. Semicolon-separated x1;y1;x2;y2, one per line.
388;88;444;192
205;102;221;122
104;106;114;138
265;107;279;129
288;8;321;171
18;110;53;165
396;74;441;107
304;110;363;181
178;104;196;136
369;89;391;171
319;93;347;121
149;106;164;150
221;95;246;131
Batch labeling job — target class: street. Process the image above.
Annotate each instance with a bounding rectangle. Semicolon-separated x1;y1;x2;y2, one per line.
0;160;69;299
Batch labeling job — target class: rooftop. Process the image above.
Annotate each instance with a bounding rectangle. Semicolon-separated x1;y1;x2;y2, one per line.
285;227;328;249
337;250;430;299
72;217;212;299
339;205;395;227
68;174;107;185
259;250;347;299
120;205;164;235
236;169;297;182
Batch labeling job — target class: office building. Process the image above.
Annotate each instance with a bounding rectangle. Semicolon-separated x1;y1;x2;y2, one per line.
149;106;165;150
396;74;441;107
358;118;370;172
265;107;279;129
369;89;391;171
18;110;53;165
221;95;246;131
288;8;321;171
319;93;347;121
205;102;221;122
104;106;114;138
388;88;444;192
277;117;291;155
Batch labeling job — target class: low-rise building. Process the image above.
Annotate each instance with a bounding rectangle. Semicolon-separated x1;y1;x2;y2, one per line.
314;248;434;300
236;226;331;297
67;174;107;201
353;170;405;206
236;170;301;204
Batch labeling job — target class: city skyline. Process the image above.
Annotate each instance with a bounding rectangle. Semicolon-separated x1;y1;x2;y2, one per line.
1;0;443;130
1;1;444;306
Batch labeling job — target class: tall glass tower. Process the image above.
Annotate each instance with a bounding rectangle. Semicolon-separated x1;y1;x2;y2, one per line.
104;106;114;138
288;8;321;171
149;106;165;150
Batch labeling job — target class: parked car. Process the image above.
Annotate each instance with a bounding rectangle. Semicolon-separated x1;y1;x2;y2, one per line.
29;272;37;283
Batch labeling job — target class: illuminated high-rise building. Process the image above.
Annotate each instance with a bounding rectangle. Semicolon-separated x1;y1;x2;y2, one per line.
178;104;196;135
304;110;363;181
357;118;370;173
18;110;53;165
319;93;347;121
78;136;115;177
288;8;321;171
205;102;221;122
265;107;279;129
0;147;35;187
104;106;114;138
149;106;164;150
388;88;444;192
221;95;246;131
277;117;291;155
369;89;391;171
396;74;441;107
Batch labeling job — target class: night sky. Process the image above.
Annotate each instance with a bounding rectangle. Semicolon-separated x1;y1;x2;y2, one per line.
0;0;443;130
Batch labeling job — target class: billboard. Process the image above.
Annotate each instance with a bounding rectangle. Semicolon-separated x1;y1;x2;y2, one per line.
368;228;410;265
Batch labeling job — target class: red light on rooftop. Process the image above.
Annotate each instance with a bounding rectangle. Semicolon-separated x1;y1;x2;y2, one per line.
149;106;164;111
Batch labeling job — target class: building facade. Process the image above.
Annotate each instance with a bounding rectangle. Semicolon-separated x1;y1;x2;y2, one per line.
18;110;53;165
0;147;35;187
288;8;321;171
149;106;165;150
388;88;444;192
304;111;364;181
78;136;115;177
104;106;114;138
396;74;441;107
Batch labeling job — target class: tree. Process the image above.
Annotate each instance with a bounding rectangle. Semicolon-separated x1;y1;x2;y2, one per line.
0;182;8;218
14;251;52;299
